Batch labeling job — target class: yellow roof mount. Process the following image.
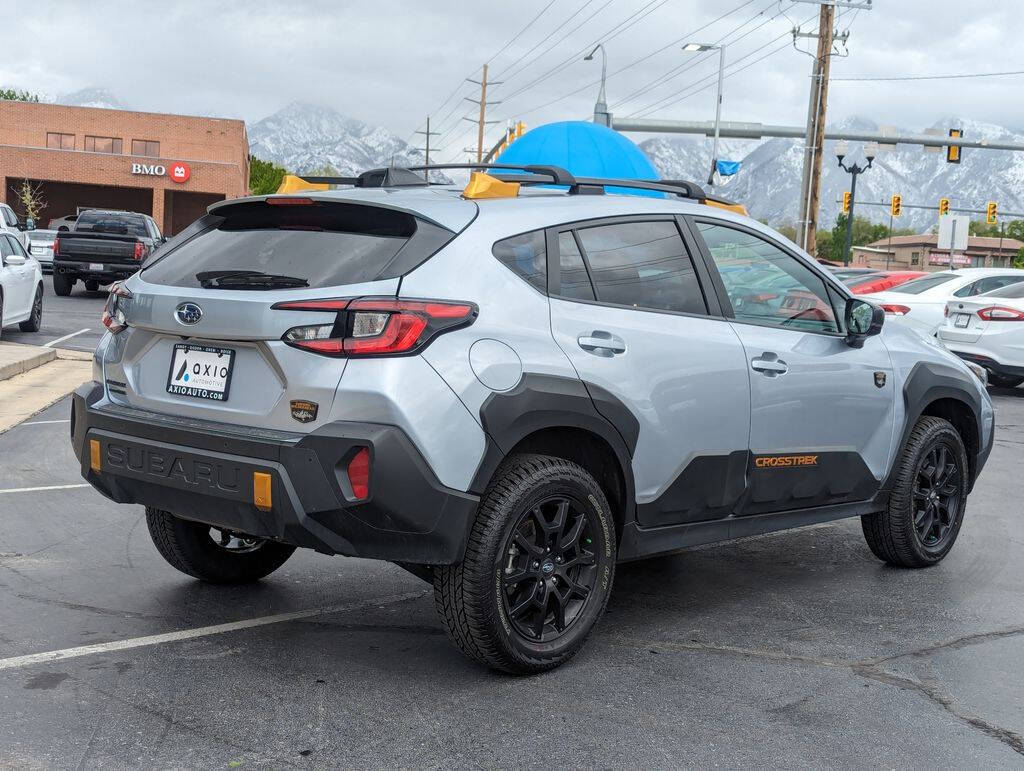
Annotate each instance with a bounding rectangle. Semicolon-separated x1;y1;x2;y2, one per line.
463;172;521;200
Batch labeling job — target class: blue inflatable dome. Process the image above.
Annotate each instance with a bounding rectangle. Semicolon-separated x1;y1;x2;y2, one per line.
495;120;661;196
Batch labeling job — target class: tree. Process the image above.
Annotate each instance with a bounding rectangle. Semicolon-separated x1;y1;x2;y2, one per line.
968;220;1001;237
249;156;287;196
11;180;46;225
0;88;40;102
1015;246;1024;270
775;224;798;244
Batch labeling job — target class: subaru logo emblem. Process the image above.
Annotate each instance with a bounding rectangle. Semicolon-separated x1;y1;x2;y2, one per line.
175;302;203;325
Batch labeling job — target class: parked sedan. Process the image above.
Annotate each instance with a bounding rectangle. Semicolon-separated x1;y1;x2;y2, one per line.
0;233;44;339
938;281;1024;387
27;229;57;273
863;268;1024;337
844;270;927;295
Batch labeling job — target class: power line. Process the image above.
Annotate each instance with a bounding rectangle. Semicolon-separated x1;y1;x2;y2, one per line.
832;69;1024;82
486;0;559;65
491;0;599;81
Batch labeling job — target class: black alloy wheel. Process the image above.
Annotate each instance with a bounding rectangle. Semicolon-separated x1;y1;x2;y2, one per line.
912;443;961;550
19;286;42;332
500;496;599;643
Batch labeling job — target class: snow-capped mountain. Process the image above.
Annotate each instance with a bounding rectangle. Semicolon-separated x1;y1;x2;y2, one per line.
640;117;1024;231
248;102;425;175
55;87;126;110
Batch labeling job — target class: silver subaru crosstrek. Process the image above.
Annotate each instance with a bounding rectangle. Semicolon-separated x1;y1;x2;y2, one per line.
72;165;994;674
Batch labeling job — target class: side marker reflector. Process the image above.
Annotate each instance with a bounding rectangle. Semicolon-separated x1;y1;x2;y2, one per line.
253;472;273;511
89;439;101;472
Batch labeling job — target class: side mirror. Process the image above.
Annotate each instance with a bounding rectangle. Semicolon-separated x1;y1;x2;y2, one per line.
4;254;26;267
845;298;884;348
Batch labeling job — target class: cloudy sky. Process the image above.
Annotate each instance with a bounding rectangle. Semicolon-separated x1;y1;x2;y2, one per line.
2;0;1021;156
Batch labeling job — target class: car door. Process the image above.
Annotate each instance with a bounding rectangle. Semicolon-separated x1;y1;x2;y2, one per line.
689;218;895;516
547;216;752;528
2;235;34;318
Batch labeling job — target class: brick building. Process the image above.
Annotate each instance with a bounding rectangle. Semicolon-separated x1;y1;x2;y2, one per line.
851;233;1024;273
0;100;249;235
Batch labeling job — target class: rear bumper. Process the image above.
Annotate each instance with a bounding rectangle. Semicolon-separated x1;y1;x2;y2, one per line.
71;382;478;564
54;259;139;282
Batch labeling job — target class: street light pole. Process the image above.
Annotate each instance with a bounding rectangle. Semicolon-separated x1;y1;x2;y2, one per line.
683;43;726;186
584;44;610;127
836;141;876;266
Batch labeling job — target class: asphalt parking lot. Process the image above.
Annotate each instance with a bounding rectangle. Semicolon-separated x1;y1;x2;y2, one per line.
1;381;1023;766
2;278;107;352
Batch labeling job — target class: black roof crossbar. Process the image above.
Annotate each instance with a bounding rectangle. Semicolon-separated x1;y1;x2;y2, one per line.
298;164;742;207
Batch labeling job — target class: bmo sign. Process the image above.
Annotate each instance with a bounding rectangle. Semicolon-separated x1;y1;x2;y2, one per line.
131;161;191;184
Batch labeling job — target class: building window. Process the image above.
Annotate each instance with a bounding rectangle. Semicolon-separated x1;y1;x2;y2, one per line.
84;135;123;154
131;139;160;157
46;132;74;150
911;251;920;265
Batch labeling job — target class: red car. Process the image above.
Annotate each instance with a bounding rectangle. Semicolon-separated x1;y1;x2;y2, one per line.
844;271;927;295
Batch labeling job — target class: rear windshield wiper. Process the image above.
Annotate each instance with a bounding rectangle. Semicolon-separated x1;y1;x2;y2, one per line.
196;270;309;290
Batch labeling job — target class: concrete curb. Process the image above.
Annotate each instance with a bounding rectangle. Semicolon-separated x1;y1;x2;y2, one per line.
0;343;57;382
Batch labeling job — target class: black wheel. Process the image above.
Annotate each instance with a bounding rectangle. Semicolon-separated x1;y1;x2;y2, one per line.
862;416;969;568
145;507;296;583
84;280;99;292
53;272;73;297
434;454;616;674
987;373;1024;389
19;285;42;332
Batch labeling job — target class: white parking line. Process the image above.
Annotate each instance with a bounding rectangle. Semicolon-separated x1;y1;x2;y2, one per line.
0;590;426;671
0;483;91;494
43;328;92;347
21;419;71;426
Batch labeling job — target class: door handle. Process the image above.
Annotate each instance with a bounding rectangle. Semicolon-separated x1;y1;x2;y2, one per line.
751;352;788;377
577;331;626;356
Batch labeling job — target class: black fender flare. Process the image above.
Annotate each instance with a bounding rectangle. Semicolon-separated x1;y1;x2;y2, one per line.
469;374;638;523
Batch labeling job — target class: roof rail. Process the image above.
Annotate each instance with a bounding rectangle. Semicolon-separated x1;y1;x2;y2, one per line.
299;164;742;207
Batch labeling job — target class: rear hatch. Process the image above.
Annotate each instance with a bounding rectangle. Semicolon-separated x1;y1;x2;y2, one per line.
103;195;465;430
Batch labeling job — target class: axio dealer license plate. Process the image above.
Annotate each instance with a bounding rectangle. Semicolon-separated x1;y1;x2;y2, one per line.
954;313;971;328
166;344;235;401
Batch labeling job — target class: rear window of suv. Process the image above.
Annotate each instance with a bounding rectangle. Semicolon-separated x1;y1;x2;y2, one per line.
141;200;453;289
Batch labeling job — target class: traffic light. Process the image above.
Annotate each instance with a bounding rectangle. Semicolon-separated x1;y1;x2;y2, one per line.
987;201;998;224
514;121;526;139
947;128;962;164
890;194;902;217
938;197;950;216
842;191;851;214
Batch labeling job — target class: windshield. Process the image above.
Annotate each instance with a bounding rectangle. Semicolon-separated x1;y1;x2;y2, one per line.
141;200;453;289
889;273;956;295
75;211;148;237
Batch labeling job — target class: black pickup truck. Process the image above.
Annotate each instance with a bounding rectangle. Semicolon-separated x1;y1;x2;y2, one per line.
52;210;165;295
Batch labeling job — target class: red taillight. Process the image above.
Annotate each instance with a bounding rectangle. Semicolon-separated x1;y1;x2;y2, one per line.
52;237;60;257
133;242;144;260
101;282;133;334
881;304;912;316
346;447;371;500
266;197;315;206
276;297;477;357
977;306;1024;321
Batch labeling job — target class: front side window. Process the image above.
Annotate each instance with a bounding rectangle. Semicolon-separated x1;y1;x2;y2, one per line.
574;220;706;314
84;135;123;154
697;222;839;333
492;230;546;292
131;139;160;157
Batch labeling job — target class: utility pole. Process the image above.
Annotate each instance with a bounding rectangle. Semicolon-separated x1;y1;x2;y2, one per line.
414;117;442;168
792;0;871;255
464;64;501;163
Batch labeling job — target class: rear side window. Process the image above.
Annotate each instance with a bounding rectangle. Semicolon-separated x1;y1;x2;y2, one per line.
493;230;546;292
983;281;1024;299
557;231;595;301
574;221;707;314
141;201;453;289
953;275;1024;297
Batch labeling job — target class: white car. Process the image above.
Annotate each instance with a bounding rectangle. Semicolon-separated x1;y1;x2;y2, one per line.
0;203;29;251
938;281;1024;387
27;229;57;273
864;268;1024;337
0;232;44;339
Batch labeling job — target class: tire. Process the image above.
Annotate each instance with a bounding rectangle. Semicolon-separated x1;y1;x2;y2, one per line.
19;285;42;332
145;507;296;583
434;454;617;674
84;280;99;292
987;373;1024;389
53;272;73;297
862;416;969;568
